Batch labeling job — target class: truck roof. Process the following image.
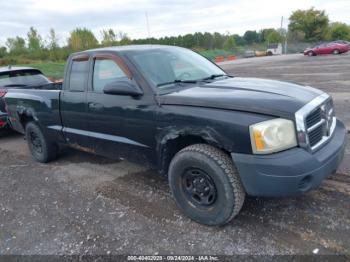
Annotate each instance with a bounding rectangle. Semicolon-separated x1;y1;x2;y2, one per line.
77;45;181;55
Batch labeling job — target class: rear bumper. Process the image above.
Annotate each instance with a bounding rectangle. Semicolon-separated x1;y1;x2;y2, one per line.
232;119;347;197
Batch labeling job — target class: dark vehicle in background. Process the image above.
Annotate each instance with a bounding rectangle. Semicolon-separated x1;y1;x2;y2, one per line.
243;50;255;58
0;66;61;135
4;46;346;226
304;42;349;56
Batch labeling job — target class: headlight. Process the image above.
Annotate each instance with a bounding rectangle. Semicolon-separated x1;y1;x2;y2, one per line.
249;119;297;154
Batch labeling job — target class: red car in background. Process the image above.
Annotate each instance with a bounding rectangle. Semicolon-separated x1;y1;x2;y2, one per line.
304;42;349;56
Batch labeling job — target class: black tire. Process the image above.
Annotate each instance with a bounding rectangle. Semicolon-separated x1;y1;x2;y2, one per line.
307;51;315;56
267;51;273;56
0;127;10;137
333;49;340;55
168;144;245;226
25;122;58;163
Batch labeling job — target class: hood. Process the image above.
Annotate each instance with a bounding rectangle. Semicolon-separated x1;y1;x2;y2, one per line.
159;77;324;118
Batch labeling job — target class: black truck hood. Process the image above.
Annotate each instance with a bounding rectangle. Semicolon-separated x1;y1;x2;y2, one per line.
159;77;324;118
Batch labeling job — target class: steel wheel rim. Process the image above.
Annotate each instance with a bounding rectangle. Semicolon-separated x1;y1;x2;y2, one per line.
182;168;217;207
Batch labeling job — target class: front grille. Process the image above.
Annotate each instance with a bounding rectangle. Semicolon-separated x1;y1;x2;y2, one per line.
304;98;334;149
306;108;321;128
308;124;324;147
295;93;336;151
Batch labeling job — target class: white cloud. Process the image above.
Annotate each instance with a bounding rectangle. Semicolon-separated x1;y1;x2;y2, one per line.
0;0;349;46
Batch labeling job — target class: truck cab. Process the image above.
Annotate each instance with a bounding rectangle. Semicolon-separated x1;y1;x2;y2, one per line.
266;43;283;55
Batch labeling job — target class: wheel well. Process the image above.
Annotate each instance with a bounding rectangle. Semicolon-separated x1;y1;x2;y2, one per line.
159;135;230;176
19;114;34;130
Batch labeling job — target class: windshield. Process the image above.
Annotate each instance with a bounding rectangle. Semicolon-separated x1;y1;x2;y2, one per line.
127;47;225;88
0;70;50;87
268;44;278;49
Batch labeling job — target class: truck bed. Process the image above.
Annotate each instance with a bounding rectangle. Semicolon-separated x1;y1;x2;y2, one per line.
5;88;63;141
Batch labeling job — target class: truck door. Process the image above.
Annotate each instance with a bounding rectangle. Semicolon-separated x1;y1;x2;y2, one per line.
60;54;90;148
85;53;156;162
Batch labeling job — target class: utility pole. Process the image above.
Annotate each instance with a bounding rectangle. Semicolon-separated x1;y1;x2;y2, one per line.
281;16;288;54
145;12;151;42
280;16;283;30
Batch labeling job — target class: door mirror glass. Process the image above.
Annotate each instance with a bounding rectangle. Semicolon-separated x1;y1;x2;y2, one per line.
103;80;143;97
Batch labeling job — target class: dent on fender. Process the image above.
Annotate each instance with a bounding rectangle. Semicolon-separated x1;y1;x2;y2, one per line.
158;126;222;147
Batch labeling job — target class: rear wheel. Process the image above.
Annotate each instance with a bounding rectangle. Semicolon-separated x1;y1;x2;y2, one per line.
333;49;340;55
0;127;10;137
168;144;245;226
25;122;58;163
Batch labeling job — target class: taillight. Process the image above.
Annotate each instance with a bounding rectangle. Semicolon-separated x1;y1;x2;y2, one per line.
0;119;6;128
0;88;7;98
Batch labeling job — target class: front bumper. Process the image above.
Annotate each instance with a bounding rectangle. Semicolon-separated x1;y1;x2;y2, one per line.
232;119;347;197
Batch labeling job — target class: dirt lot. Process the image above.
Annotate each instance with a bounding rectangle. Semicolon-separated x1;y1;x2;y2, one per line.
0;53;349;256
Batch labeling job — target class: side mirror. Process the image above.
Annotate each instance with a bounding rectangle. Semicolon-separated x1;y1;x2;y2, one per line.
103;80;143;97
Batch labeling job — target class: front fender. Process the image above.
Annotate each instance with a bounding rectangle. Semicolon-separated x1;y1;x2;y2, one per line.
155;105;274;174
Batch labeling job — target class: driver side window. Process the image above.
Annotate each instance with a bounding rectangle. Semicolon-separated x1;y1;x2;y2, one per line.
93;59;127;93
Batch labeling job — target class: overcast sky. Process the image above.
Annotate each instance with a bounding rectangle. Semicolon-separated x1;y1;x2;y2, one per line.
1;0;350;46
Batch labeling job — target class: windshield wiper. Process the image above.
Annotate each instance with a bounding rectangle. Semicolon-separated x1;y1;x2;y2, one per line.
157;79;198;87
200;74;232;81
3;84;28;87
157;74;232;87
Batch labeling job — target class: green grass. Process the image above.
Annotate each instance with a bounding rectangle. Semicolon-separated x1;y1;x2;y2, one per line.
198;49;234;60
18;62;66;79
198;44;269;59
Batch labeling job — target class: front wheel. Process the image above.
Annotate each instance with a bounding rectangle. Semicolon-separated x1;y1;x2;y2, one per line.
307;51;315;56
333;49;340;55
25;122;58;163
168;144;245;226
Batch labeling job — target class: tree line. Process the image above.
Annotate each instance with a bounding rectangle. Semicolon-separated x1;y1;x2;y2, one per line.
0;7;349;64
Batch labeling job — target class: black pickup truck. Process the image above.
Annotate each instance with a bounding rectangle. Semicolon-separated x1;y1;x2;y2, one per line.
4;45;347;225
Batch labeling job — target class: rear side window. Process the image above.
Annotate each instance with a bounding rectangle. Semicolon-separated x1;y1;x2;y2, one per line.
93;59;127;93
0;70;50;87
69;59;89;92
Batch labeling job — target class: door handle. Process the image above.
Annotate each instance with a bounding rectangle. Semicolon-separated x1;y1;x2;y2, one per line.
88;102;103;111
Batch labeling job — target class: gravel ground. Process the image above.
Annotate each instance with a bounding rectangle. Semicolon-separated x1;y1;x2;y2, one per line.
0;53;349;256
